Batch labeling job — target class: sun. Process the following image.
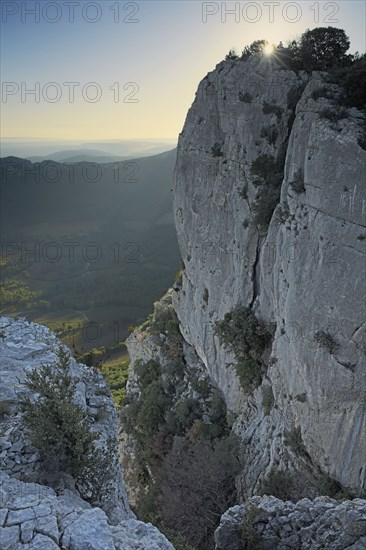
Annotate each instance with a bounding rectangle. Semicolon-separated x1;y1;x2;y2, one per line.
263;43;275;56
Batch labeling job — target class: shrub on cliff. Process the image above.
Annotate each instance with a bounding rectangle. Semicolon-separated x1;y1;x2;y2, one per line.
333;53;366;109
215;307;271;359
147;302;180;338
20;346;113;503
159;434;241;549
215;307;272;391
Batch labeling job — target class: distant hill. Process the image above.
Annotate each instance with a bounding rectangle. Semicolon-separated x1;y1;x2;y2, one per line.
1;139;177;160
27;150;129;163
0;149;180;347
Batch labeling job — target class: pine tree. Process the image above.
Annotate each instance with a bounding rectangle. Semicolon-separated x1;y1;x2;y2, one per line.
20;346;113;504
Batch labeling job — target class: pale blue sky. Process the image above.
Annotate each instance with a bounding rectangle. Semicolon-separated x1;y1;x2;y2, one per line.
1;1;365;141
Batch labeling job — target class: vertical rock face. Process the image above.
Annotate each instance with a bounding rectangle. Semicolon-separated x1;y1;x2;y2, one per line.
172;56;366;495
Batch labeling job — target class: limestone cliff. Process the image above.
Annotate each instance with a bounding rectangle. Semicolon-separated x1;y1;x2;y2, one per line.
172;55;366;496
120;55;366;549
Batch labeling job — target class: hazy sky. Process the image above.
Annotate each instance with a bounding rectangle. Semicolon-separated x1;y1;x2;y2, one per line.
1;0;365;142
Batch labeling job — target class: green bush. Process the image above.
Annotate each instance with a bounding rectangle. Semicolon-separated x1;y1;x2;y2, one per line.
314;330;338;353
239;91;253;103
289;169;305;194
203;288;209;304
225;49;238;60
260;125;278;145
252;187;281;231
210;390;227;427
148;303;180;338
285;427;307;456
311;86;330;101
20;347;113;504
211;143;223;158
235;357;262;391
138;380;171;438
250;153;276;181
318;475;354;500
239;184;248;200
191;378;211;399
295;393;307;403
215;308;272;392
215;307;271;359
334;54;366;109
319;107;348;123
250;150;285;203
135;359;162;389
278;201;290;222
260;470;299;501
262;101;284;120
262;386;275;415
174;398;203;434
240;506;262;550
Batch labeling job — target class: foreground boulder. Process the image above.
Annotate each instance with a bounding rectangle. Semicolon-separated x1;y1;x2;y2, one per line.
215;495;366;550
0;471;174;549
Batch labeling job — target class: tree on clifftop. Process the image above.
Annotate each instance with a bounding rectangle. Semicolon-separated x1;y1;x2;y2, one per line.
239;27;353;72
299;27;351;70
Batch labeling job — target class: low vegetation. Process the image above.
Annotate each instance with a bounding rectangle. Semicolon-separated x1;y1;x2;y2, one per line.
262;386;275;415
262;101;283;120
98;356;129;407
314;330;338;354
215;307;272;391
260;125;278;145
239;91;253;103
261;468;354;502
211;142;224;158
20;347;114;505
121;310;240;549
250;148;288;232
240;506;262;550
285;427;307;456
289;169;305;194
252;188;281;231
319;107;348;123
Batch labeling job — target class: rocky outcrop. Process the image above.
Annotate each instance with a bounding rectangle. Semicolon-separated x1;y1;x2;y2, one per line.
214;495;366;550
0;471;174;550
0;317;174;549
172;55;366;496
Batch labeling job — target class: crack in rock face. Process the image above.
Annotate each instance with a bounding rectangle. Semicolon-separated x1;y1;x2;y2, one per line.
172;56;366;496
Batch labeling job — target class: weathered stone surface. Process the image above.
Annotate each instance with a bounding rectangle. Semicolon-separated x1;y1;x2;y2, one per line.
111;519;176;549
0;320;176;550
0;316;131;524
215;496;366;550
61;508;114;550
170;56;365;495
0;525;20;549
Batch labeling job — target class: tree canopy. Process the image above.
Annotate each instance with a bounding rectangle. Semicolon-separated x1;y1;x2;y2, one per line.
231;27;356;73
298;27;351;70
